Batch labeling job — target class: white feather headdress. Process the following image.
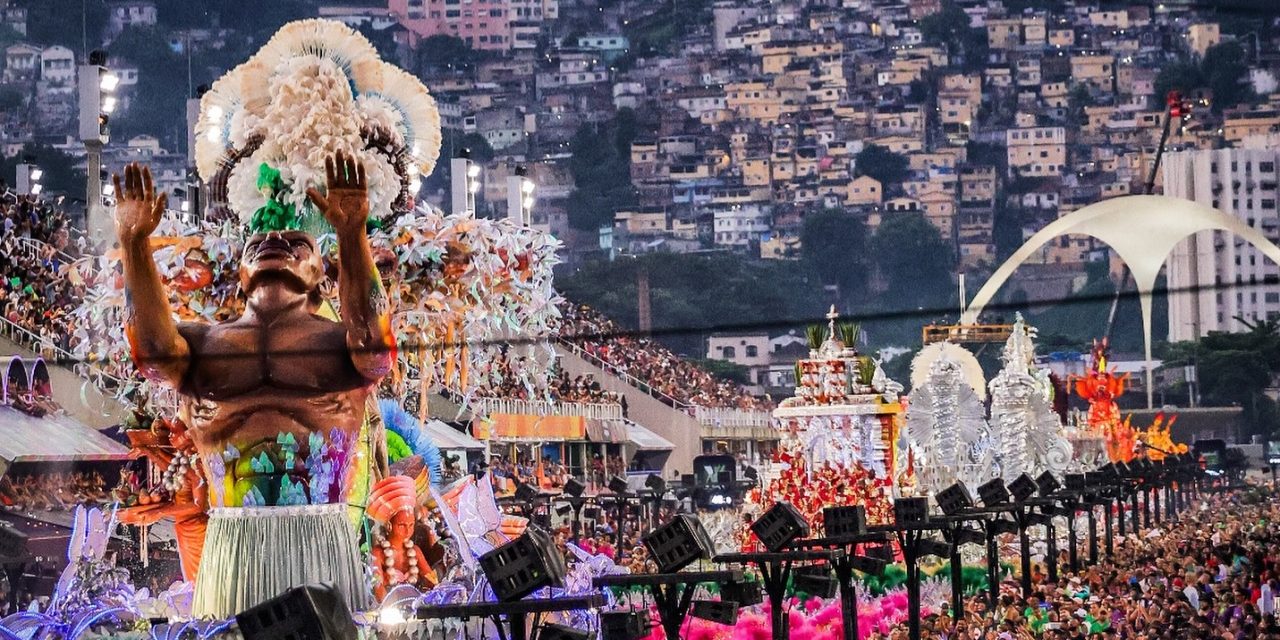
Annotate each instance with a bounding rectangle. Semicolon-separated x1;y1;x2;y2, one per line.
194;19;442;225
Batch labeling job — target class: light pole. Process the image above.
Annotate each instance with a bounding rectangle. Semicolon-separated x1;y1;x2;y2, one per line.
506;165;535;227
79;50;117;239
16;161;42;196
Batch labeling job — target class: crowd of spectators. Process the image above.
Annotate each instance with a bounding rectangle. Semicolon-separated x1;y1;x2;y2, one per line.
890;487;1280;640
560;304;772;411
0;191;87;360
0;472;110;511
472;350;625;407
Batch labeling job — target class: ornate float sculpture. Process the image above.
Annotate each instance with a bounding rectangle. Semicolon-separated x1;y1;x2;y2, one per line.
65;19;563;620
764;308;904;527
987;315;1072;481
903;353;995;494
368;475;437;601
1136;413;1188;461
1072;339;1137;463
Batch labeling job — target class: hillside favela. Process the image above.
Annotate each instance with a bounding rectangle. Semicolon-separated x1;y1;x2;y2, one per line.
1;0;1280;638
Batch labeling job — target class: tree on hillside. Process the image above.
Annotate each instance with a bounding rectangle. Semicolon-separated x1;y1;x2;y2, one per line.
1160;318;1280;439
565;111;645;231
854;144;909;188
1202;42;1253;113
918;1;987;71
24;0;108;50
416;35;482;73
1153;43;1253;114
555;252;826;355
871;212;954;311
109;27;186;147
800;208;870;303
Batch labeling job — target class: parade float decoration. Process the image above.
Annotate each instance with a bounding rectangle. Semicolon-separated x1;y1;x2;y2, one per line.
368;475;437;601
70;19;564;415
1071;339;1136;463
56;18;567;624
1136;413;1188;461
903;352;995;494
764;307;905;528
987;315;1072;481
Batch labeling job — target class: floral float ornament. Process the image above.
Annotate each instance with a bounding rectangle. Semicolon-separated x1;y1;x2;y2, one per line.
69;20;562;411
1136;413;1188;461
1072;338;1134;462
988;314;1072;480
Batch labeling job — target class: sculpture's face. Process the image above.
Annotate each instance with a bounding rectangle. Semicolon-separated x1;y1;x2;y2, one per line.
239;230;324;297
388;509;415;544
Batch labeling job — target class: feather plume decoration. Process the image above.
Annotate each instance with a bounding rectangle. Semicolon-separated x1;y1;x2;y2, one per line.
253;18;381;92
367;63;443;177
379;398;444;486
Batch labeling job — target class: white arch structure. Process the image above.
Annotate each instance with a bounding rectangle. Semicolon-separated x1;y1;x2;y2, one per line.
959;195;1280;408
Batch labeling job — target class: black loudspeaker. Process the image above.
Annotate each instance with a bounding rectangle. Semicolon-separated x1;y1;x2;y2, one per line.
936;482;974;516
792;565;838;599
643;514;715;573
609;475;630;494
977;478;1011;507
235;583;356;640
722;580;763;607
600;610;650;640
564;477;586;498
750;502;810;552
1035;471;1061;496
866;543;896;562
690;599;739;625
849;554;888;575
917;538;953;559
953;526;986;547
1008;474;1038;503
515;482;539;503
988;518;1019;536
894;497;929;524
645;473;666;494
823;505;866;537
1064;473;1086;492
541;623;592;640
479;526;567;602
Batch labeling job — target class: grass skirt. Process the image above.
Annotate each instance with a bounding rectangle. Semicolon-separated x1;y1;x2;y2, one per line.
191;503;370;619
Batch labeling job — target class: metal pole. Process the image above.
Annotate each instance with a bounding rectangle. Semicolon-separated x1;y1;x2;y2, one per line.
948;540;964;618
85;140;103;239
1104;500;1114;556
1045;519;1058;583
1017;509;1032;597
1087;506;1098;565
986;525;1000;610
1067;512;1078;573
834;555;860;640
905;532;922;640
1118;492;1127;537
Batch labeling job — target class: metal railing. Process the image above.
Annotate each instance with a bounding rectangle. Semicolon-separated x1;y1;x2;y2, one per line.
471;397;623;419
692;406;772;428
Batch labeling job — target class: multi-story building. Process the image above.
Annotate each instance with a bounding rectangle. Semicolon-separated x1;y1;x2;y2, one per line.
1163;149;1280;341
107;0;157;39
388;0;556;51
1006;126;1067;177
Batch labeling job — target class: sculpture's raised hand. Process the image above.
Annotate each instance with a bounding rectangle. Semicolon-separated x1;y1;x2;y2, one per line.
306;149;369;236
113;162;167;245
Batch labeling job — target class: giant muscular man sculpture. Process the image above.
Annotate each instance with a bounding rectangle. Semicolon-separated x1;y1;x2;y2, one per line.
114;151;394;617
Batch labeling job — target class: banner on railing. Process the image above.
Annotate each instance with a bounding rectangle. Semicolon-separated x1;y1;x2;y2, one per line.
483;413;586;441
